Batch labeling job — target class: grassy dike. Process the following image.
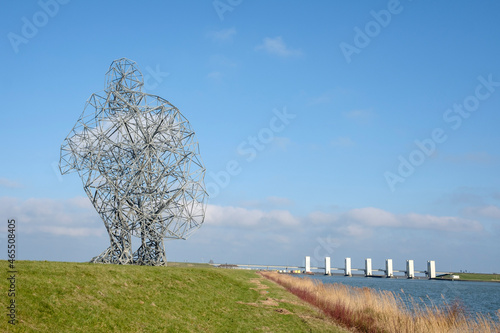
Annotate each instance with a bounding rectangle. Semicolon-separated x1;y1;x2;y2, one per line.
436;273;500;282
0;261;347;332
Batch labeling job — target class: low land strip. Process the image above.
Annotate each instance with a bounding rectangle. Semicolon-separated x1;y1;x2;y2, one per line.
436;273;500;282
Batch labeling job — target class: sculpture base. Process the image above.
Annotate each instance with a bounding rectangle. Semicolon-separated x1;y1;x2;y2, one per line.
90;245;167;266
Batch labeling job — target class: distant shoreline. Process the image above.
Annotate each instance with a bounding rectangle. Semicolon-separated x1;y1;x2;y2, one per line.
434;272;500;283
433;278;500;283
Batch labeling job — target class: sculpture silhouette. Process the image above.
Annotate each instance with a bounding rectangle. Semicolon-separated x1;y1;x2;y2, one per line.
60;58;207;266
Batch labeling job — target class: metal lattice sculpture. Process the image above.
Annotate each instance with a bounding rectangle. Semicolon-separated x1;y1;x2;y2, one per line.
59;58;207;266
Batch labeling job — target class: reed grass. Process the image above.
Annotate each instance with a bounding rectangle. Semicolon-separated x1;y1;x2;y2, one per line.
260;271;500;333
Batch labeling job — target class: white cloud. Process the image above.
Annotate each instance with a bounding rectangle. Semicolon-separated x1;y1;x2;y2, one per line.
205;204;299;228
206;205;261;227
345;207;399;227
464;205;500;220
338;224;372;238
0;178;22;189
0;196;487;266
306;206;483;234
264;210;299;226
0;196;104;237
307;211;338;225
207;27;237;42
402;213;483;232
3;196;478;239
273;234;291;244
39;226;103;237
255;36;302;57
205;203;483;242
341;207;482;232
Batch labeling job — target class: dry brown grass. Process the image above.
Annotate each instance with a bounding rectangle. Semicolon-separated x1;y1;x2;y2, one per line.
260;271;500;333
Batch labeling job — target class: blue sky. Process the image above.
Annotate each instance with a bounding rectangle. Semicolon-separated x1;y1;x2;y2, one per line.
1;0;500;274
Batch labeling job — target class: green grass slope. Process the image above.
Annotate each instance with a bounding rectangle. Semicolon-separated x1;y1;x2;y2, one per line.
436;272;500;282
0;261;346;332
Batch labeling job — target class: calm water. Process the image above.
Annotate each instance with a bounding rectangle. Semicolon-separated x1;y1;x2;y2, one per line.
302;274;500;320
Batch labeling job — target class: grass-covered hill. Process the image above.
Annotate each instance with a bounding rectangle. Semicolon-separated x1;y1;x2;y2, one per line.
0;261;346;332
436;272;500;282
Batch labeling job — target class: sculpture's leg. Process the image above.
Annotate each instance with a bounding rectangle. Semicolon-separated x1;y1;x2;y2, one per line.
91;215;132;264
133;238;166;266
112;225;133;264
90;247;113;264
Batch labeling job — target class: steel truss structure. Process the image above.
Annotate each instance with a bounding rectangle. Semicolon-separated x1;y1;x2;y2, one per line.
59;58;207;266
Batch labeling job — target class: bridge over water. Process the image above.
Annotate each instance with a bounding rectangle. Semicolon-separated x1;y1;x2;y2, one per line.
214;257;451;279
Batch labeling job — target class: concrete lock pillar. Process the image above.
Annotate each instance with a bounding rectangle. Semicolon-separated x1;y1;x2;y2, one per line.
386;259;394;278
406;260;415;279
365;258;372;276
325;257;331;275
427;260;436;279
345;257;352;276
305;256;311;273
